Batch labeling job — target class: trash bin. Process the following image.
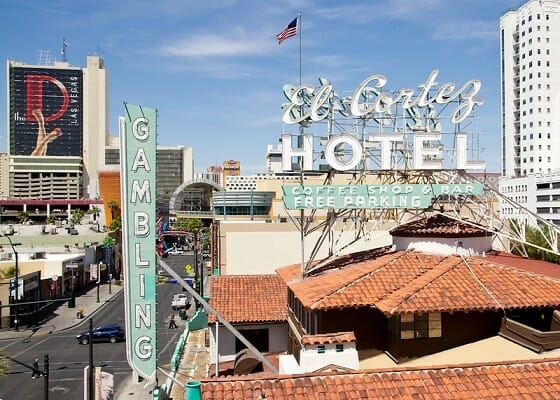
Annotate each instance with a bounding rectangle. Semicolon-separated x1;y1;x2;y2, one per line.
179;310;187;320
68;296;76;308
77;308;84;319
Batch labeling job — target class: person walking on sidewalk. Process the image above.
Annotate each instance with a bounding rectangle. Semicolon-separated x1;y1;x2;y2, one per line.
31;358;40;379
168;314;177;330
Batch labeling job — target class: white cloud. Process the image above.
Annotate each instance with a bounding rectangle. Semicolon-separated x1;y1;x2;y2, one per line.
313;0;444;24
431;20;497;42
161;31;272;58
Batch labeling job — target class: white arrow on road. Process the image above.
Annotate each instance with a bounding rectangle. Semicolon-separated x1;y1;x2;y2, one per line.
50;386;70;395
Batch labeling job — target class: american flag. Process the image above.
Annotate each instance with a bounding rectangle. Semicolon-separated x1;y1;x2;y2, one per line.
276;17;298;44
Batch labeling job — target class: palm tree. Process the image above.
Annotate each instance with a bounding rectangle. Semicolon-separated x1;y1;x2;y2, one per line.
16;211;29;224
88;205;102;231
107;200;120;220
88;206;101;221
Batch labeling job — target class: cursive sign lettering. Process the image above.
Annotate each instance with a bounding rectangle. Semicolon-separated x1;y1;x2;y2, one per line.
282;70;483;125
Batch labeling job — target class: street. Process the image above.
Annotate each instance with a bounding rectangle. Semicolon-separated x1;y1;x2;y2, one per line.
0;253;195;400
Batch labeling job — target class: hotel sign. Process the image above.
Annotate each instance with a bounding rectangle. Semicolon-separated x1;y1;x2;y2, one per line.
282;183;484;210
120;104;157;381
280;70;485;172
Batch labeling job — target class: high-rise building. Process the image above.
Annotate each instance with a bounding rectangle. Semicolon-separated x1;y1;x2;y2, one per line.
499;0;560;224
6;56;108;200
500;0;560;176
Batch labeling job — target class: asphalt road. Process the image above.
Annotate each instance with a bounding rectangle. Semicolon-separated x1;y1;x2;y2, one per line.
0;253;195;400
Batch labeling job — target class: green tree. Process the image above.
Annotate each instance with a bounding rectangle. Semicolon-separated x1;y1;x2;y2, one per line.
109;218;122;231
16;211;29;224
172;218;191;231
70;209;85;225
186;218;203;233
46;214;57;225
510;219;560;264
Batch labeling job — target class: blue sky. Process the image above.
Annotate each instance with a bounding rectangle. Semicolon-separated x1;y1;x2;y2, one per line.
1;0;523;174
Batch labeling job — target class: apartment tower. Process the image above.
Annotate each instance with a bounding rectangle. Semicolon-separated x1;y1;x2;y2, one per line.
499;0;560;224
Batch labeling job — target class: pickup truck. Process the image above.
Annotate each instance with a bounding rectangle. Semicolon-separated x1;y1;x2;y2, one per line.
171;293;190;310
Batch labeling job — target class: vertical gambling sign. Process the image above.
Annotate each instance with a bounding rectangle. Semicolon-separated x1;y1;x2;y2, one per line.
120;103;157;381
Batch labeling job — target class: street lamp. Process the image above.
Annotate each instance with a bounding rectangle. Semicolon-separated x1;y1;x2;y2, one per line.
1;233;22;331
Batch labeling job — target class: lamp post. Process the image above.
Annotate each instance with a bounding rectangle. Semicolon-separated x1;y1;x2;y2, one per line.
2;234;21;331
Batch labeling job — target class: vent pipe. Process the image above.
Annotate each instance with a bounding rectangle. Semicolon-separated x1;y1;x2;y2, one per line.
186;380;202;400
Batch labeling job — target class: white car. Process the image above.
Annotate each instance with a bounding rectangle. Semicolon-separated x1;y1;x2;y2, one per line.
171;293;190;310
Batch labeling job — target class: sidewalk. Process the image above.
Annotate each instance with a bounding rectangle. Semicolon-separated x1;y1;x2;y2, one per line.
0;281;123;341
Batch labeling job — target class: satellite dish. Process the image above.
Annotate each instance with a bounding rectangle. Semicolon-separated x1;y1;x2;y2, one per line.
233;348;263;375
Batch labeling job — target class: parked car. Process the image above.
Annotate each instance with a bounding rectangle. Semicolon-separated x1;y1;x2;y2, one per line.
171;293;190;310
76;324;125;345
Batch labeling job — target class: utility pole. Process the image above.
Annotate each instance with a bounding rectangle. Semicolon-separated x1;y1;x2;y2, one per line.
88;318;94;400
43;354;50;400
1;234;21;331
194;232;199;299
96;263;100;303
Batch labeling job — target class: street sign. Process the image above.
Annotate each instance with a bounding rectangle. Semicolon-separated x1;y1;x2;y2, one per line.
9;278;23;300
185;264;192;274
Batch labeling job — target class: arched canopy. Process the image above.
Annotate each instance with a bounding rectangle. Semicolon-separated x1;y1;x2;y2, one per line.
169;178;221;214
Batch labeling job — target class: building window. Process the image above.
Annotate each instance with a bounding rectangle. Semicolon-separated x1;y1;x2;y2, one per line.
394;312;442;340
335;344;344;353
235;328;269;353
317;345;326;354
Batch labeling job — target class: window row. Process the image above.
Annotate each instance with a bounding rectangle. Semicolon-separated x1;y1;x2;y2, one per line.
521;83;552;92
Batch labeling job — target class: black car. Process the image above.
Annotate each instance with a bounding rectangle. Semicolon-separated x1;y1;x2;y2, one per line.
76;324;125;345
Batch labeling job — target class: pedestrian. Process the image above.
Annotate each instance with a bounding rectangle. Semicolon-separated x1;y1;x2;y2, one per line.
168;314;177;330
31;358;40;379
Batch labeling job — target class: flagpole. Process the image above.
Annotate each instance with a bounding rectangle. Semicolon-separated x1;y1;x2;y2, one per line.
297;12;305;279
298;12;302;86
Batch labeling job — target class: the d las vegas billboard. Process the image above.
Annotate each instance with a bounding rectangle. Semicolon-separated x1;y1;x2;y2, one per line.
9;65;83;157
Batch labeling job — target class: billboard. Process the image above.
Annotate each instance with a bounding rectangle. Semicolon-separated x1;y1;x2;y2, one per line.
9;65;83;156
120;104;157;381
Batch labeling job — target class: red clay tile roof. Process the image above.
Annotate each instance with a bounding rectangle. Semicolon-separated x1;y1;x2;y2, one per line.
276;249;560;314
301;332;356;346
390;213;491;238
477;250;560;279
208;275;287;324
199;358;560;399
